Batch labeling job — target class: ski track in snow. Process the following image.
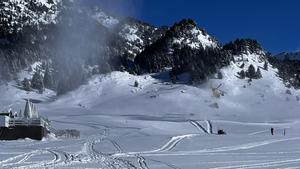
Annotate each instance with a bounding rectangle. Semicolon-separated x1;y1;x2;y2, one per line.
104;138;124;154
109;138;181;169
83;136;137;169
146;157;183;169
189;120;209;134
211;158;300;169
109;133;300;168
248;129;270;136
137;155;149;169
113;134;197;157
114;136;300;158
1;64;300;169
0;149;70;169
0;137;138;169
194;137;300;155
158;134;197;152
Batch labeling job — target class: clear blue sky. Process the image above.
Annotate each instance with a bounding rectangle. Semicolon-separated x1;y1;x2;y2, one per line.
87;0;300;54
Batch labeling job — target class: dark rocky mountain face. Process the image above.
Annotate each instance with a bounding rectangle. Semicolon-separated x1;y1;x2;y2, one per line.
134;19;230;83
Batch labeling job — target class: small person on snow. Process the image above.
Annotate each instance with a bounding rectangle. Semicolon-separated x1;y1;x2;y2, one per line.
9;110;13;118
271;128;274;135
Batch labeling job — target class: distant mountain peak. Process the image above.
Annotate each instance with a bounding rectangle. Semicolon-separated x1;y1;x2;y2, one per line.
275;51;300;61
171;19;197;32
168;19;218;50
1;3;299;93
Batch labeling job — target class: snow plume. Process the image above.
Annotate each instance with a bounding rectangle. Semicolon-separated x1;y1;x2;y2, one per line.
52;1;135;95
52;1;109;95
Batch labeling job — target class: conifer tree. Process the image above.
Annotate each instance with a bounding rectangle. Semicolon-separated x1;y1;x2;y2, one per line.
31;70;44;93
256;67;262;79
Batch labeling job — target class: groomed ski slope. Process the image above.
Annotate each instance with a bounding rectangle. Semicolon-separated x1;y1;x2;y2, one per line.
0;53;300;169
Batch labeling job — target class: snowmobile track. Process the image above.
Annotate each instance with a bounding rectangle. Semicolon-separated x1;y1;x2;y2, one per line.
113;134;197;157
105;138;124;153
211;158;300;169
147;157;182;169
189;120;209;134
84;137;137;169
137;155;149;169
158;135;195;152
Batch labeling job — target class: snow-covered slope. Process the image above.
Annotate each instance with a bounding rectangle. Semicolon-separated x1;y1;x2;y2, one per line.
1;53;300;168
45;53;299;124
212;52;299;120
1;2;300;168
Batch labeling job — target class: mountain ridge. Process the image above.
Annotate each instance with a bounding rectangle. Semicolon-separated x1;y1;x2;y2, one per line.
275;51;300;61
0;1;299;94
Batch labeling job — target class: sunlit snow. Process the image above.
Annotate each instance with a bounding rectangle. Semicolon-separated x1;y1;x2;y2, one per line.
0;53;300;168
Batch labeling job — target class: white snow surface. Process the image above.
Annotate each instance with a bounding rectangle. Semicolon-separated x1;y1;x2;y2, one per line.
173;28;218;50
119;24;145;56
0;54;300;168
91;10;119;28
120;24;143;44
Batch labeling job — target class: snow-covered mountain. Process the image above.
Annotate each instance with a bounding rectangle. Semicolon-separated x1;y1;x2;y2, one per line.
0;1;166;94
170;19;219;50
1;1;300;166
0;53;299;168
275;51;300;60
1;0;299;94
0;0;299;95
134;19;228;78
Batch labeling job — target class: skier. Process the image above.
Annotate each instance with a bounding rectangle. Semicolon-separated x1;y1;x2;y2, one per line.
271;128;274;135
9;110;13;118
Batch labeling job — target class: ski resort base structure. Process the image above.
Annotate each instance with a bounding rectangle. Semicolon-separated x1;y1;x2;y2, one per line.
0;100;51;140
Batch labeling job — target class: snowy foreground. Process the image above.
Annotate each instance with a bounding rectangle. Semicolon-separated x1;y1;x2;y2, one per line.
1;64;300;168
